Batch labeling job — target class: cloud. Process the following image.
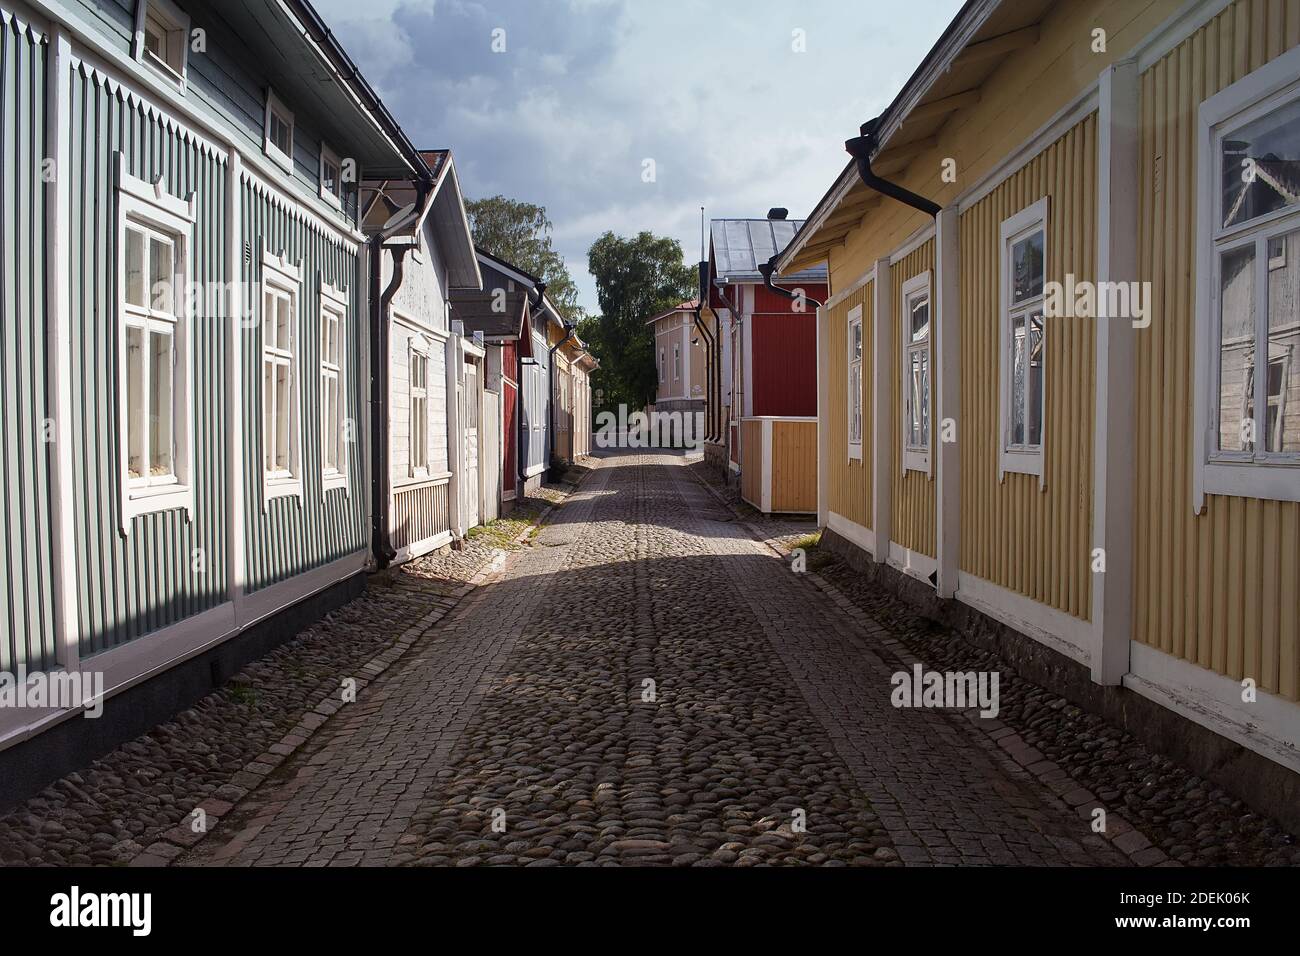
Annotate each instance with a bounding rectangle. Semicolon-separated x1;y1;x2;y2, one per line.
312;0;966;312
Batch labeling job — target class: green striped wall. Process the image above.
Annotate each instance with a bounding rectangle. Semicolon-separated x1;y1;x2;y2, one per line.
240;178;365;593
0;13;56;673
67;60;230;656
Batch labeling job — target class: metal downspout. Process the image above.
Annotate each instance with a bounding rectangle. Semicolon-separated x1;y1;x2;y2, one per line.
844;119;942;218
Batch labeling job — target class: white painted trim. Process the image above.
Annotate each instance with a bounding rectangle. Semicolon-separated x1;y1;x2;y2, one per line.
997;196;1048;486
1091;59;1138;686
1192;46;1300;512
1134;0;1237;73
871;261;892;562
446;332;465;539
934;207;961;599
262;87;295;174
900;269;933;478
816;305;830;527
1125;642;1300;776
956;572;1090;666
828;511;876;557
261;247;306;509
888;222;936;266
760;418;773;514
846;304;864;461
47;26;78;671
392;529;454;566
240;165;362;254
888;541;937;585
318;142;342;210
226;148;246;606
319;278;350;498
131;0;189;93
235;550;366;631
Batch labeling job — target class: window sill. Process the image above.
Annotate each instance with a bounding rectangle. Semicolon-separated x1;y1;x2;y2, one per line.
903;450;930;477
848;443;863;462
143;52;186;91
264;144;294;175
1199;460;1300;508
322;472;349;497
121;485;193;533
999;447;1045;487
319;188;343;212
264;476;304;510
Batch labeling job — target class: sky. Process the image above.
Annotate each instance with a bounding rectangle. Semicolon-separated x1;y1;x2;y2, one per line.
312;0;966;314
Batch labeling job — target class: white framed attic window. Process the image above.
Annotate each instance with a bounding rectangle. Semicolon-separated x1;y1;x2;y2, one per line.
847;304;864;461
263;90;295;174
901;270;932;476
320;145;343;209
1194;46;1300;509
116;159;196;533
320;282;348;496
673;342;681;381
133;0;189;88
659;347;665;384
262;250;304;506
409;340;431;477
998;197;1047;486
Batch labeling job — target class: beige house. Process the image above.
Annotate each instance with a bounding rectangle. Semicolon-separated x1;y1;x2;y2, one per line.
648;301;707;414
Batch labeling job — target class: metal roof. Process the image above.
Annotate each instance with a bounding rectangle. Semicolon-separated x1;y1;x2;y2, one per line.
710;219;828;284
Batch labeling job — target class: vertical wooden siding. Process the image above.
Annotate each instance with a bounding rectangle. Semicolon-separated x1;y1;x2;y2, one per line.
0;14;56;671
1135;0;1300;700
240;177;365;593
824;283;872;528
771;420;818;513
959;114;1097;621
68;62;230;655
891;240;937;558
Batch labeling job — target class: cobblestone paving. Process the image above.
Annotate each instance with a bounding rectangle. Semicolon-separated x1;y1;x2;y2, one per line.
182;451;1130;867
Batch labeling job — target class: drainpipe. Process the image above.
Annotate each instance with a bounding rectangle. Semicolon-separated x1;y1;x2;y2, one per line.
844;118;942;217
370;180;433;570
518;282;548;492
758;256;824;310
690;304;717;443
548;322;577;477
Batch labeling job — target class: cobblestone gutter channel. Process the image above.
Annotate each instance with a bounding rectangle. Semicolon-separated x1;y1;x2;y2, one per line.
687;458;1299;868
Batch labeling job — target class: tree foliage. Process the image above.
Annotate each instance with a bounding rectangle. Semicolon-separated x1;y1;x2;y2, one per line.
465;195;584;321
585;231;695;411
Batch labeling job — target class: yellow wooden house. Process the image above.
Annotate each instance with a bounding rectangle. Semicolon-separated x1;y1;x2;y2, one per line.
777;0;1300;821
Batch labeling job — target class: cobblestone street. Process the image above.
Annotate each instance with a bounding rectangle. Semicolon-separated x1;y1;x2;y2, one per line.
181;451;1133;867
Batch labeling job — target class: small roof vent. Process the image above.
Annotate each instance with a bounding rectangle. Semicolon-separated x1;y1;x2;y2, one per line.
767;207;789;220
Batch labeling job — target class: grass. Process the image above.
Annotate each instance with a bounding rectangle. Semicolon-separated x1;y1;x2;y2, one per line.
790;531;822;552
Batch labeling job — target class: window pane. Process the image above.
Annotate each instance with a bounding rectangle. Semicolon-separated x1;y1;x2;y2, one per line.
126;326;144;480
910;296;930;343
1010;312;1026;446
1222;97;1300;229
851;320;862;360
1026;311;1044;447
1267;228;1299;453
909;348;929;448
150;237;173;314
263;360;275;472
323;375;339;471
1012;230;1045;305
1218;245;1256;452
263;292;276;350
125;228;146;308
275;363;291;472
149;330;173;477
848;365;861;443
276;294;291;352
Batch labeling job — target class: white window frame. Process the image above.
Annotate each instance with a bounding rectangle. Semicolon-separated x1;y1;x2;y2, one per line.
319;144;343;210
998;197;1049;486
847;304;864;461
116;158;196;534
673;342;681;381
320;282;349;496
262;249;304;507
901;270;932;476
263;89;295;174
409;338;431;478
659;346;665;384
132;0;190;90
1193;46;1300;510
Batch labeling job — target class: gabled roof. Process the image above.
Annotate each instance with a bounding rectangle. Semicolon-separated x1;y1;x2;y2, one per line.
711;219;828;284
449;289;530;340
644;300;700;325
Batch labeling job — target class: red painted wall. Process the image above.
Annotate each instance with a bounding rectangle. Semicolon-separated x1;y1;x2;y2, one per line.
502;341;518;492
750;311;817;417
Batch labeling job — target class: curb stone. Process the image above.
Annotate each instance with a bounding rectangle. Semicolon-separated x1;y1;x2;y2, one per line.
128;470;591;868
683;461;1172;868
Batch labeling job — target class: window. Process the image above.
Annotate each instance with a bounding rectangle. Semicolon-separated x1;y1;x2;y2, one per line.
901;271;932;475
117;160;194;532
673;342;681;381
999;197;1047;483
262;251;302;504
320;146;343;208
320;284;348;494
264;90;295;173
410;345;429;475
659;347;665;384
134;0;188;85
1195;49;1300;507
847;305;863;460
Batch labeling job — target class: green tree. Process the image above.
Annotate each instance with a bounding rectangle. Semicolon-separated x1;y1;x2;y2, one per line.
586;231;695;410
465;195;584;321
